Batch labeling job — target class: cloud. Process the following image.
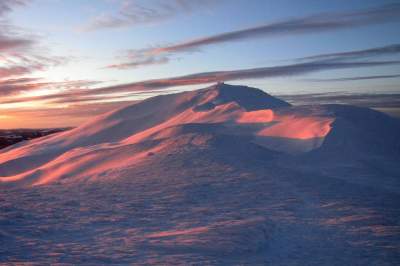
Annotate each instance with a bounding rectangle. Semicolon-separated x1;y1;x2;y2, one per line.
153;3;400;53
82;0;219;32
298;44;400;62
95;60;400;95
3;58;400;105
0;65;33;78
110;3;400;69
0;0;72;97
0;53;67;82
0;78;102;98
0;77;42;96
80;14;130;31
0;1;34;53
305;74;400;82
0;0;29;16
106;56;169;69
0;34;33;52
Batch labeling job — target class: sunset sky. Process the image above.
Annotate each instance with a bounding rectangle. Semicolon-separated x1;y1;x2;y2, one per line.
1;0;400;128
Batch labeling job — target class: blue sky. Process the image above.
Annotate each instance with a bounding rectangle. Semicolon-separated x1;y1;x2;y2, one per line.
1;0;400;127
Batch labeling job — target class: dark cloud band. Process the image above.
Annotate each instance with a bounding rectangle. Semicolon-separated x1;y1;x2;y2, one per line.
110;3;400;69
305;74;400;82
3;59;400;105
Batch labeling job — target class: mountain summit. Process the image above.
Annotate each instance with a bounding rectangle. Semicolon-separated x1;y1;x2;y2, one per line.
191;83;291;111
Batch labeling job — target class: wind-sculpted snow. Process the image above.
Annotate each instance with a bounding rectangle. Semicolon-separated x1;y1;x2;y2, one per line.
1;145;400;264
0;84;336;185
1;83;400;264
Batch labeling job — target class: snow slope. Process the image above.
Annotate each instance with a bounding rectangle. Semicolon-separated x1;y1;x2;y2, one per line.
0;83;336;186
1;83;400;264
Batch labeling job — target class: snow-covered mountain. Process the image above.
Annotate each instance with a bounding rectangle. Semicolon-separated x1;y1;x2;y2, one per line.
1;83;400;264
1;83;399;186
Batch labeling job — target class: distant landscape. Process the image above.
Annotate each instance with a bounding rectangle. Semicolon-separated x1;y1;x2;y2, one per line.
0;128;71;150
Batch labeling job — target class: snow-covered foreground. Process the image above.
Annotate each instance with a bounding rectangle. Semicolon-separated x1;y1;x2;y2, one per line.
2;153;400;265
1;83;400;264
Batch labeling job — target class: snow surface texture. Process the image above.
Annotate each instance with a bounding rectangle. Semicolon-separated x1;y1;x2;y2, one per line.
1;83;400;264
